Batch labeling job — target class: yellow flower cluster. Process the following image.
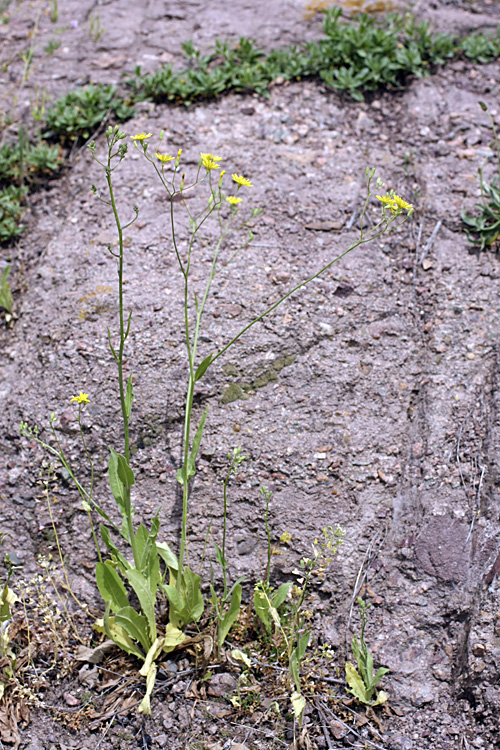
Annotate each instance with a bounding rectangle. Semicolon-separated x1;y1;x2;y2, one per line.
376;193;413;214
226;196;242;205
155;152;174;163
70;392;90;404
232;174;253;187
200;152;222;170
131;133;152;141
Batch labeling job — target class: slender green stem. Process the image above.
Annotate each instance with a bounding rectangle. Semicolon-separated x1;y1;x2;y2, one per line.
77;405;94;500
221;463;235;600
211;217;404;367
105;161;129;463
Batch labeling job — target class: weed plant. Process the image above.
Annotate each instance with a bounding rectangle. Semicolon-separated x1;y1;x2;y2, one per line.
20;124;412;716
345;597;389;706
44;83;134;142
462;101;500;250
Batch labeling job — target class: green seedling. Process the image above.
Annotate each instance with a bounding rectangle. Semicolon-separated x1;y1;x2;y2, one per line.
88;13;104;43
345;597;389;706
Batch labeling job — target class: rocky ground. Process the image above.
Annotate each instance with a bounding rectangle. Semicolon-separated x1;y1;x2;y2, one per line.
1;0;500;748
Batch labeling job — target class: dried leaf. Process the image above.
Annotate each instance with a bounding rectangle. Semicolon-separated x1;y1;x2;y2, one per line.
75;639;116;664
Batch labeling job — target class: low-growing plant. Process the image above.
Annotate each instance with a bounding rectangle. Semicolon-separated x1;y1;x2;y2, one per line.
254;521;344;724
0;185;27;242
0;136;62;183
345;597;389;706
462;101;500;250
44;84;134;141
126;9;500;106
20;124;413;712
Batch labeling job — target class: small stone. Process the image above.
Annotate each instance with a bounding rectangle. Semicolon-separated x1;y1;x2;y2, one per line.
410;683;435;706
207;672;237;697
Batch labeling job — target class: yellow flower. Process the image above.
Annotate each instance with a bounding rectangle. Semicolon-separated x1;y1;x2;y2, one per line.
201;155;220;170
232;174;253;187
131;133;153;141
155;152;174;163
392;194;413;211
70;392;90;404
200;152;222;162
218;169;226;186
376;194;397;212
226;196;242;205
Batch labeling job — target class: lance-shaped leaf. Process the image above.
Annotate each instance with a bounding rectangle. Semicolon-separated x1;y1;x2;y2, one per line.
176;407;209;484
125;568;157;642
96;562;130;612
108;448;134;514
100;525;131;572
194;353;213;382
115;606;151;653
95;609;143;659
345;661;370;704
156;541;178;572
125;372;134;419
218;584;242;649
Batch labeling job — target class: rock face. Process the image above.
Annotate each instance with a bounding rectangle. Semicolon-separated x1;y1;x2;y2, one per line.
415;517;470;583
1;0;500;748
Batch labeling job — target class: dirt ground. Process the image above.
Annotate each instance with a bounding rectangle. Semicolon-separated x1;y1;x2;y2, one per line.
1;0;500;748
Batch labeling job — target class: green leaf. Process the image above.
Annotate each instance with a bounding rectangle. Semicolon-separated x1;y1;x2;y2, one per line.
372;666;390;687
115;449;135;489
96;610;144;659
272;582;290;610
96;562;130;612
99;525;131;571
290;650;301;693
218;584;242;649
156;541;178;572
0;265;13;314
345;661;370;704
163;567;204;628
194;353;213;382
125;569;157;642
114;606;151;653
253;581;271;632
162;582;183;614
108;449;127;512
182;566;204;622
186;406;209;477
125;372;134;419
297;630;310;663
